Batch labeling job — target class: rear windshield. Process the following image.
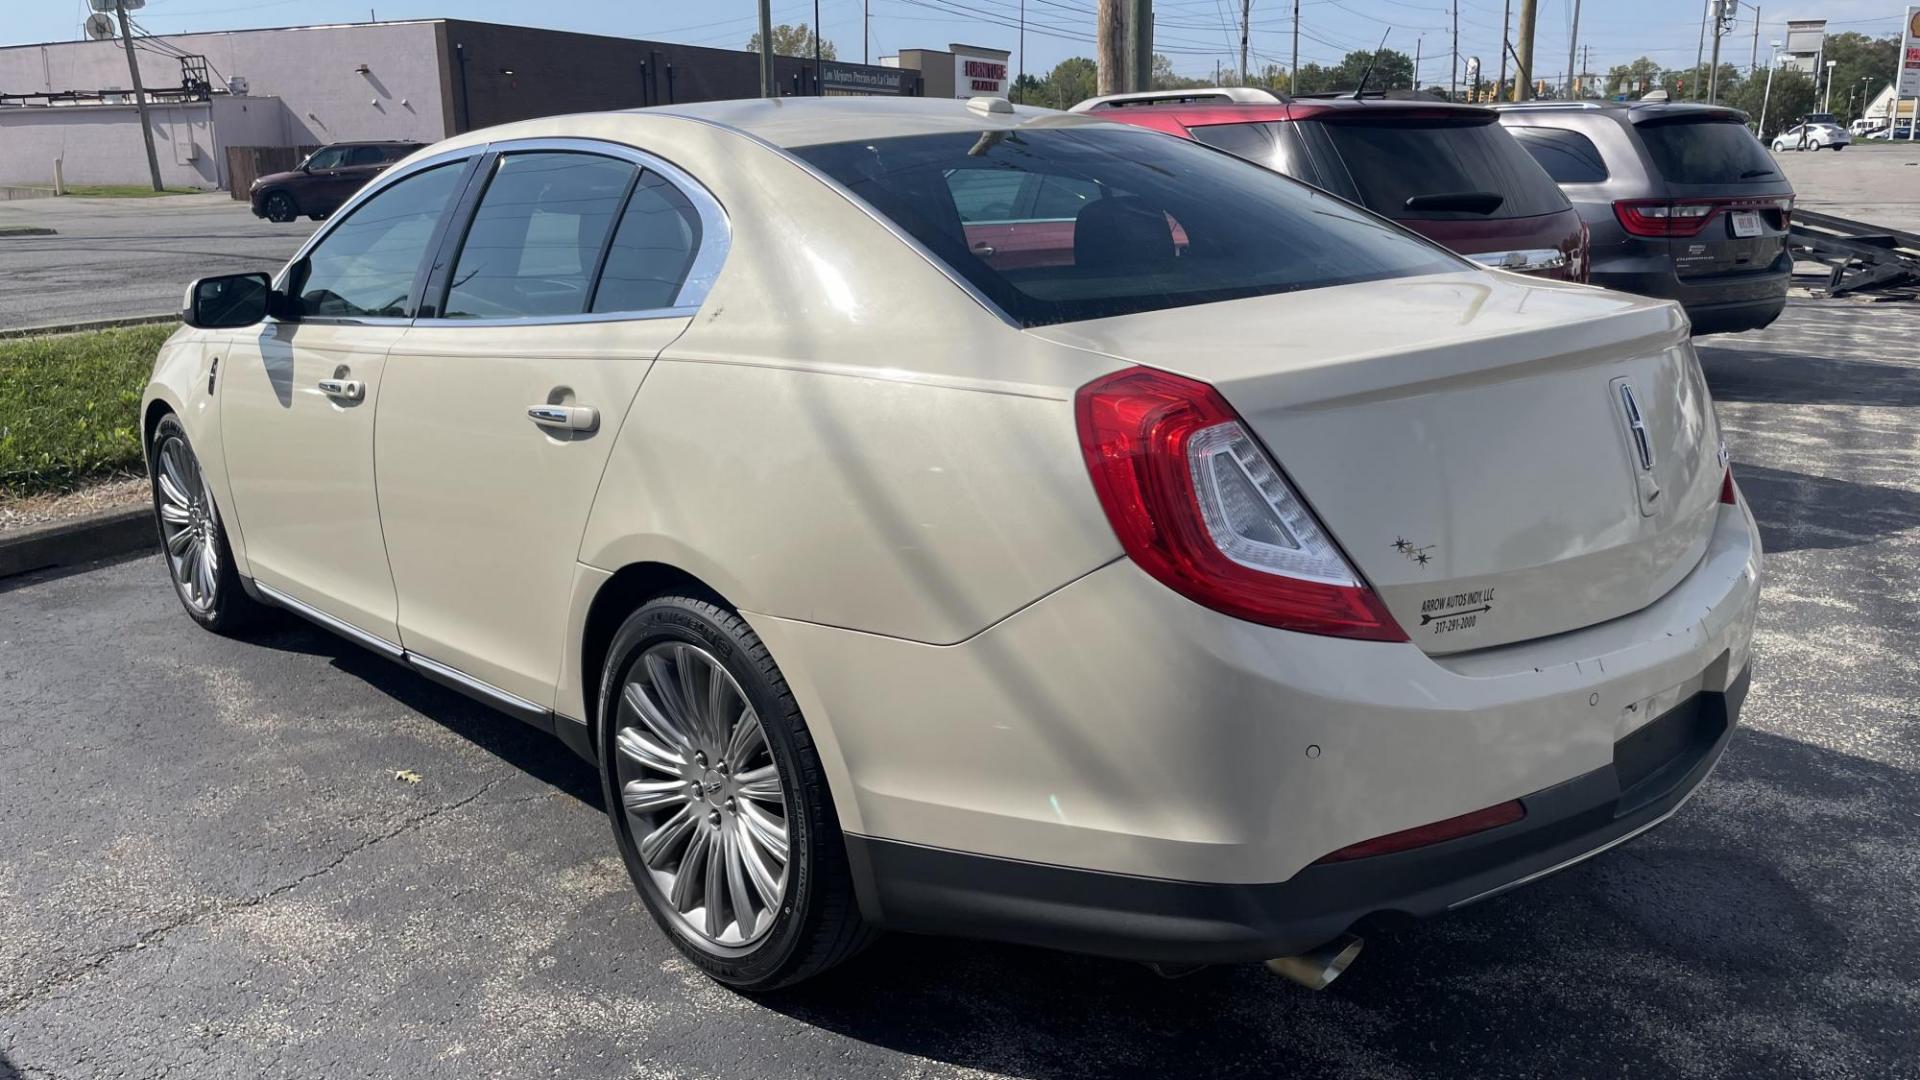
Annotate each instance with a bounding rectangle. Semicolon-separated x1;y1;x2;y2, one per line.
1308;117;1571;220
1635;118;1778;184
791;125;1462;328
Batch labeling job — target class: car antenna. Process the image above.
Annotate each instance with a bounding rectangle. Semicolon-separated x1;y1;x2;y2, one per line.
1352;28;1393;99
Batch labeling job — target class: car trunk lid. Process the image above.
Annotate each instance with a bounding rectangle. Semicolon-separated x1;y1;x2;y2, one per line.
1632;113;1795;280
1033;271;1725;653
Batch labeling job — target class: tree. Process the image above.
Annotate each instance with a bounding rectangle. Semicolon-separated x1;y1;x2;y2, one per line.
1017;57;1098;110
746;23;836;60
1605;56;1665;98
1009;73;1045;105
1332;48;1415;93
1819;32;1900;122
1150;52;1212;91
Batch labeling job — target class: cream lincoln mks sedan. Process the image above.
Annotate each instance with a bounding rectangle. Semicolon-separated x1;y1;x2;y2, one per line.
144;96;1760;991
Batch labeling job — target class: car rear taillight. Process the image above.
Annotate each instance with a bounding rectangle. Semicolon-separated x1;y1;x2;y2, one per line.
1314;799;1526;863
1075;367;1406;641
1720;465;1738;505
1575;220;1591;283
1613;199;1717;237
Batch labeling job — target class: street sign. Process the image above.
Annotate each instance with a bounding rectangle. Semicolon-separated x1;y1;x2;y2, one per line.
1900;6;1920;98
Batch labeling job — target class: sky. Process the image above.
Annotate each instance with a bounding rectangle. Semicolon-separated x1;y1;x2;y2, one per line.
11;0;1912;89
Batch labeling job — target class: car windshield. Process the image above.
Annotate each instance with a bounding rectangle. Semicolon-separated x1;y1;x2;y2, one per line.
791;124;1463;328
1308;116;1572;221
1636;117;1778;184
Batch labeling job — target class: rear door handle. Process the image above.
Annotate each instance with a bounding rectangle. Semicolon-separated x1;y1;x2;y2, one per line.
317;378;363;401
528;405;598;432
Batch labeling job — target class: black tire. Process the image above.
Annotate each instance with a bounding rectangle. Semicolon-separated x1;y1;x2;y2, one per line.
598;595;874;991
149;413;264;635
263;191;296;223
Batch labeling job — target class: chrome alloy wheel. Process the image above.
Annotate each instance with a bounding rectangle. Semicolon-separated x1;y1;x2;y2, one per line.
614;642;790;948
154;433;220;613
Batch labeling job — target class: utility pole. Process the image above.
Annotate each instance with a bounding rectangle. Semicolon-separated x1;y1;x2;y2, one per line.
1099;0;1126;93
1451;0;1459;101
1497;0;1510;101
1240;0;1252;87
1414;37;1422;91
865;0;871;65
1749;5;1759;74
1015;0;1022;94
1707;0;1727;103
1693;0;1709;99
1128;0;1153;91
813;0;821;95
112;0;164;193
1564;0;1580;98
1290;0;1298;94
758;0;774;96
1513;0;1535;100
1758;40;1779;136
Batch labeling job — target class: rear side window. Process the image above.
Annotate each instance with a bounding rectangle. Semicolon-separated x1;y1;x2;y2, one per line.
346;145;389;166
792;126;1462;328
1188;121;1307;179
1308;118;1571;220
444;152;637;319
590;172;702;313
1510;127;1609;183
1635;118;1778;184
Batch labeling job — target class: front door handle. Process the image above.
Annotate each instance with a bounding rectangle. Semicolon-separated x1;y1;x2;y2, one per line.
528;405;598;433
317;378;363;401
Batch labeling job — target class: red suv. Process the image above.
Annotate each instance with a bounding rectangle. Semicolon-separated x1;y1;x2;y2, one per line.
1073;90;1589;281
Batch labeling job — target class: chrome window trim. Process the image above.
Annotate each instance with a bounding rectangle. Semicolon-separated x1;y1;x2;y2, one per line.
668;113;1021;329
417;136;731;327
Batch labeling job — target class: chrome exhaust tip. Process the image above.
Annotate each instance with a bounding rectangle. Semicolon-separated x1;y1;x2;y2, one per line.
1264;934;1363;990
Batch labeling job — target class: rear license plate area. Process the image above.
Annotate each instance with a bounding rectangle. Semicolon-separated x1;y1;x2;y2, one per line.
1613;694;1727;813
1730;210;1763;238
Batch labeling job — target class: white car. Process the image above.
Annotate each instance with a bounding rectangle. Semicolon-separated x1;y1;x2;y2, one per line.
144;97;1761;991
1772;122;1851;151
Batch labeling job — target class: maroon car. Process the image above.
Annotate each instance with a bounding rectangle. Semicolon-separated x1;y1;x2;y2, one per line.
1072;90;1589;281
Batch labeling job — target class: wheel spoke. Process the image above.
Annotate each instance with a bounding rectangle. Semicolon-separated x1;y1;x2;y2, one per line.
173;541;197;585
673;645;717;751
644;651;697;743
724;707;765;768
194;543;217;603
160;442;193;502
156;469;191;510
159;501;191;526
165;525;195;556
734;764;783;803
622;778;691;814
621;680;690;756
638;804;698;868
724;822;756;938
615;725;685;776
734;816;784;907
738;800;788;863
703;823;728;938
670;827;710;913
705;663;737;755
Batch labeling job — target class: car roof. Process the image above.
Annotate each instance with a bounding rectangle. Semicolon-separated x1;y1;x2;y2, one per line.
627;96;1104;148
1088;96;1498;127
1493;100;1749;124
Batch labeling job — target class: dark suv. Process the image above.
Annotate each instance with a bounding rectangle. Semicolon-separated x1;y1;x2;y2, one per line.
1075;89;1589;281
249;141;424;223
1497;101;1793;335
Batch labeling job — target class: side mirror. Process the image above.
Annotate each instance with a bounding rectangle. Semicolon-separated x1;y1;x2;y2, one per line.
182;272;280;329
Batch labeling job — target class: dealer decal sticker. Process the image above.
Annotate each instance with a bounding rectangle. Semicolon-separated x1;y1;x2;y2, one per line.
1419;587;1495;635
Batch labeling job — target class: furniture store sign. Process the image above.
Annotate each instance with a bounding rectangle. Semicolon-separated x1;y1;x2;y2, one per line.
955;54;1009;98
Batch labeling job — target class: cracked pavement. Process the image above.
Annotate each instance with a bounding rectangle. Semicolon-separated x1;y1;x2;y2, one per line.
1;300;1917;1079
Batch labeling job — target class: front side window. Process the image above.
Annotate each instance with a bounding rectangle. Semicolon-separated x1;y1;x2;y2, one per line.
292;160;465;319
443;152;638;319
792;125;1461;328
304;146;347;170
1510;127;1609;184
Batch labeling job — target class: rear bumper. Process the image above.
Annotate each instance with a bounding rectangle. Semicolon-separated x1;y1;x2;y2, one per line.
848;666;1748;964
1591;253;1789;336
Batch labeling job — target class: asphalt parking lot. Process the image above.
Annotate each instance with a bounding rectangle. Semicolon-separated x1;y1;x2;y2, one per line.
2;299;1916;1079
0;194;312;331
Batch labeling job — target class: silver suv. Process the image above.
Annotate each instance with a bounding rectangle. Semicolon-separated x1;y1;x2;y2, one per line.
1497;101;1794;335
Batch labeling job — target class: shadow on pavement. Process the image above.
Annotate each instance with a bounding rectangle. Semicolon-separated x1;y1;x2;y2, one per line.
748;725;1912;1079
1699;345;1920;407
1735;460;1920;553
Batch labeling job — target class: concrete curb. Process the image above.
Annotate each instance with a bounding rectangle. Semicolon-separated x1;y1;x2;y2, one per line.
0;314;176;340
0;506;155;580
0;227;56;238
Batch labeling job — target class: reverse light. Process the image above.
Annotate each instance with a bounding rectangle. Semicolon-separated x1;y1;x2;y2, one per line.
1075;367;1406;641
1314;800;1527;863
1613;199;1717;237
